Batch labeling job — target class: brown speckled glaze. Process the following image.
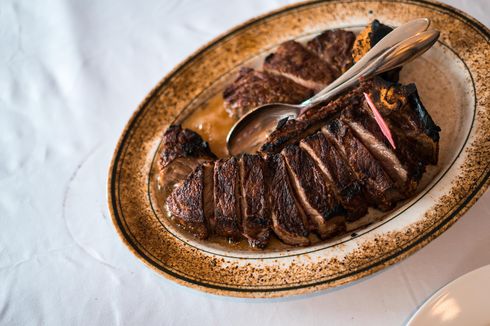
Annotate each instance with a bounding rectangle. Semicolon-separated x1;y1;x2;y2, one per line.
108;0;490;298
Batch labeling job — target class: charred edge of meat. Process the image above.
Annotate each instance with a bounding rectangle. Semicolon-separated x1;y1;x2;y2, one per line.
213;157;243;241
166;164;210;240
306;29;356;76
300;132;368;221
260;82;369;154
263;40;336;91
159;125;216;170
367;80;441;165
408;90;441;142
322;119;403;211
239;154;271;248
259;119;320;154
223;67;314;118
352;20;400;82
282;145;346;239
266;153;310;246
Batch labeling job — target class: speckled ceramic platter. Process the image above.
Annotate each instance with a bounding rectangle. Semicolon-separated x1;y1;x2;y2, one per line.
108;0;490;298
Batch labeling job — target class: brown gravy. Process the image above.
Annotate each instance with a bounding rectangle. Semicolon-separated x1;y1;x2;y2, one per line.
182;93;236;158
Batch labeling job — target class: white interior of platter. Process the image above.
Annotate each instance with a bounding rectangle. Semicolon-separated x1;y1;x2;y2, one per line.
149;26;475;260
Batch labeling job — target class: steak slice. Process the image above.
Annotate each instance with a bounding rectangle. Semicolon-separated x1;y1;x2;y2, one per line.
306;29;356;77
166;163;213;239
259;82;367;154
342;104;424;195
266;153;310;246
159;125;216;188
322;119;403;211
366;80;441;165
263;40;336;91
213;157;242;240
223;67;313;118
239;154;271;248
282;145;346;239
300;132;368;220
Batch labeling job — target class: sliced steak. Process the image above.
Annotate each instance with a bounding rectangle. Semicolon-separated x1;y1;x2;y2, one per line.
260;83;367;154
259;118;320;154
263;40;336;91
266;153;310;246
300;132;368;220
282;145;346;239
166;163;213;239
239;154;271;248
366;79;441;165
322;119;403;211
223;67;313;118
342;104;424;195
159;125;216;188
213;157;242;240
306;29;356;77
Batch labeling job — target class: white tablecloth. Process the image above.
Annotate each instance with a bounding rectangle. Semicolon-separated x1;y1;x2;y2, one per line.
1;0;489;325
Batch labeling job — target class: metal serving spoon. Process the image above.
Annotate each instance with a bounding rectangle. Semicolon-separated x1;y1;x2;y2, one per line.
226;18;439;156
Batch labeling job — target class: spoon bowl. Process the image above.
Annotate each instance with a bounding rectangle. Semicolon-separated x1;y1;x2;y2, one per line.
226;103;300;155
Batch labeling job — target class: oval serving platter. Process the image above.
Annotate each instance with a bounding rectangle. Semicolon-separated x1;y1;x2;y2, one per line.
108;0;490;298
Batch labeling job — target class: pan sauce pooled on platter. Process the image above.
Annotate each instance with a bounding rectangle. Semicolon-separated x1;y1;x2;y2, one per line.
158;20;441;249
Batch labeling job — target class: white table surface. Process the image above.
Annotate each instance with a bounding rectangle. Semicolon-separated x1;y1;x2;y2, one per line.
1;0;489;325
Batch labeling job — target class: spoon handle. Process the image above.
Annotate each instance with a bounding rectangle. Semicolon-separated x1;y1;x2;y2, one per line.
300;29;439;115
301;18;430;108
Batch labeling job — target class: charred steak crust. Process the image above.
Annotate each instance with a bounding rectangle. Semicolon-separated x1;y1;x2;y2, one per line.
239;154;271;248
306;29;356;76
159;125;216;170
263;40;336;91
282;145;346;239
259;83;368;154
223;67;313;118
213;157;243;240
266;153;310;246
300;132;368;221
166;164;209;239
